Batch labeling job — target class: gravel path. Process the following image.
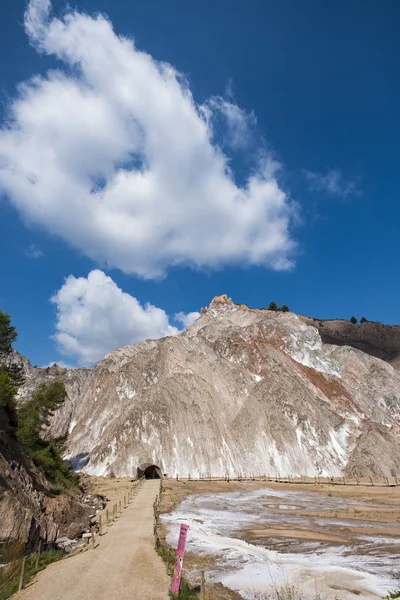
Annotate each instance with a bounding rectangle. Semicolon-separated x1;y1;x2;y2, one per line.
15;480;170;600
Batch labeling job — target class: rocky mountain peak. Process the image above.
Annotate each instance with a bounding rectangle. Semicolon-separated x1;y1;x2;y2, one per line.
207;293;234;309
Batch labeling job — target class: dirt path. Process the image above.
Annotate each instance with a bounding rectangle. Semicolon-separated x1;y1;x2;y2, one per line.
15;480;170;600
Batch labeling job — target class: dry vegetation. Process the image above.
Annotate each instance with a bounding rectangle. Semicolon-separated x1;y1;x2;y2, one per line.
80;474;138;502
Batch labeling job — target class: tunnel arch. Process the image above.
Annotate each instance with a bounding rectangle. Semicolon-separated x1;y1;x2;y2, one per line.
137;463;162;479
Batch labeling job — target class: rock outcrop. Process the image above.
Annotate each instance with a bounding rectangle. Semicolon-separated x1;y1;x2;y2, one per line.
301;317;400;365
13;355;91;439
0;411;90;548
30;296;399;480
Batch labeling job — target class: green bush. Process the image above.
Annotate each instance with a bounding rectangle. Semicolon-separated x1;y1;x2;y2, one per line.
268;302;290;312
350;316;357;324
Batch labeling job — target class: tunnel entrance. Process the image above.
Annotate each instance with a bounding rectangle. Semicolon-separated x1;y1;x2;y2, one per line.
137;463;162;479
144;465;161;479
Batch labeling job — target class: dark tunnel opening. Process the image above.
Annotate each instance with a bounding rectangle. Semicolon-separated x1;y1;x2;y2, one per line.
137;464;162;479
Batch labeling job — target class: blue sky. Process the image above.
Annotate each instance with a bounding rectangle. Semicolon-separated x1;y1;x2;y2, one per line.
0;0;399;367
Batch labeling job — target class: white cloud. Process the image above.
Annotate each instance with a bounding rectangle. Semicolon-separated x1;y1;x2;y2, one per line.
174;311;200;328
25;243;43;258
206;96;257;150
41;360;73;369
0;0;296;279
304;169;360;199
50;270;197;366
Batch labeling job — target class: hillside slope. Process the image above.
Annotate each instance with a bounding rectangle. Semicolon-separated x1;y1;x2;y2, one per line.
35;295;400;479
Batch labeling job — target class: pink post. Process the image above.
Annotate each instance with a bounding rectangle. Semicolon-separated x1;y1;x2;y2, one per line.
171;524;189;595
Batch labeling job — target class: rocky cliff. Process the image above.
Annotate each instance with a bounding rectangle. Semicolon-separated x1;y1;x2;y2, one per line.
22;295;398;480
0;411;90;548
301;316;400;365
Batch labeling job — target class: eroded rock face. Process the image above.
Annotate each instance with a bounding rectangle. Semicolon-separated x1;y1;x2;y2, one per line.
0;411;90;547
301;317;400;365
40;299;400;479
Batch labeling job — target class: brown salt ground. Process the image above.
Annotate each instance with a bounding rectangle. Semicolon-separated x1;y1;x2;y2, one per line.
158;479;400;600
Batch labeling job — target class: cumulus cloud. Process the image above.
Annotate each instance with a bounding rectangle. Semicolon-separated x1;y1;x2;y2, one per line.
304;169;360;199
41;360;74;369
25;243;43;258
50;270;197;365
0;0;296;278
174;311;200;328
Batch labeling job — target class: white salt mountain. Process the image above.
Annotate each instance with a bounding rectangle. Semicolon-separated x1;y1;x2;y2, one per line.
24;296;400;478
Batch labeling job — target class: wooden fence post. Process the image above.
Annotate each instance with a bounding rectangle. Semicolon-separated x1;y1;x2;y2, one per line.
91;526;95;549
124;495;126;509
35;540;42;569
106;508;109;525
99;514;102;535
119;500;122;514
19;556;27;591
167;547;171;575
200;570;206;600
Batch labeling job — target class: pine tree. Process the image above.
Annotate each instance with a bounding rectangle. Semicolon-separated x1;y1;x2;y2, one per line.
0;310;76;488
0;310;24;387
0;311;17;354
0;372;18;429
0;310;20;428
